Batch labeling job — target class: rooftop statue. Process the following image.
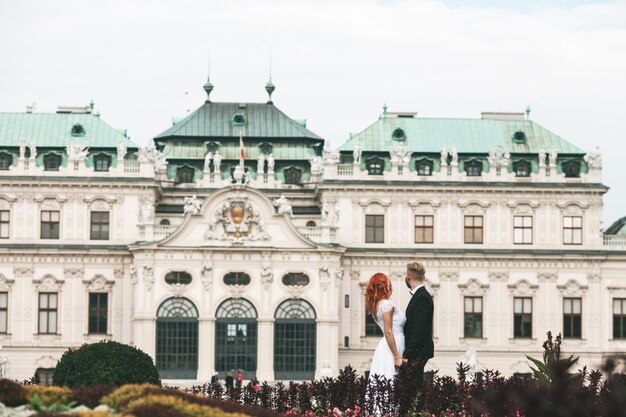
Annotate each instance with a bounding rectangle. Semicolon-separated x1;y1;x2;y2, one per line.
67;142;89;161
267;153;275;172
29;142;37;160
538;149;546;168
273;195;293;217
549;149;558;168
440;147;449;167
449;146;458;165
584;146;602;169
183;195;202;215
213;151;222;173
390;144;411;165
204;152;213;172
352;143;362;165
488;146;511;169
117;140;127;161
257;153;266;174
309;156;323;176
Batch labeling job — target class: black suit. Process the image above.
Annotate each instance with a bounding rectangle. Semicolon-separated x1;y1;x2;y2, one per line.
403;285;434;362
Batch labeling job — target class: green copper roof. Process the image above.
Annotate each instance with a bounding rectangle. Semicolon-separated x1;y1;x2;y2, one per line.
162;140;316;160
0;112;136;148
339;116;584;154
155;102;323;141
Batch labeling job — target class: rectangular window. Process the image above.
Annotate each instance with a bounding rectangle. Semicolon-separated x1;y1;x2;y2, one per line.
38;293;58;334
563;298;582;338
365;311;383;336
563;216;583;245
613;299;626;339
40;210;60;239
90;211;110;240
0;292;7;333
514;297;532;338
0;210;8;239
415;215;434;243
365;214;384;243
88;293;108;334
464;297;483;338
513;216;533;244
464;215;483;244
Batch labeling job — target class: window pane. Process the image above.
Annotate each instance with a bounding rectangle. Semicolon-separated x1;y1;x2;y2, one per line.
465;297;472;312
415;216;424;226
39;312;47;333
39;294;48;308
475;216;483;226
465;229;473;242
573;299;581;314
614;299;622;315
514;298;522;313
564;299;571;314
465;216;473;226
573;217;582;227
49;294;57;308
573;230;582;244
524;217;533;227
524;298;532;312
514;229;523;243
0;293;6;307
523;229;532;243
475;297;482;313
51;211;59;221
49;312;57;333
0;311;6;333
564;217;572;227
424;228;433;243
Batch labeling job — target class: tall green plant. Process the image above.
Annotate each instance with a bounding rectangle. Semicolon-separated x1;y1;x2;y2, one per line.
526;331;581;395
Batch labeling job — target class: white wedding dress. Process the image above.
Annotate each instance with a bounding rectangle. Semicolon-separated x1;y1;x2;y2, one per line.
368;299;406;380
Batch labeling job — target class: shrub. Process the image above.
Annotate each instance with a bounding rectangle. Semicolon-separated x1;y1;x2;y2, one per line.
101;383;167;410
0;378;27;406
52;340;161;387
25;384;72;407
69;384;116;408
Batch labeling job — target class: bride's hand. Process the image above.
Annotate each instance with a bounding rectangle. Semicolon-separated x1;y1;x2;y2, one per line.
394;356;403;368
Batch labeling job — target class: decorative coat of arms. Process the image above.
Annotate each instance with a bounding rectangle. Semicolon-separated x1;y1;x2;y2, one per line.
204;199;270;245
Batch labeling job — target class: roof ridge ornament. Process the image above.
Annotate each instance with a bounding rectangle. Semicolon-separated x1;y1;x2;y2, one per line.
203;77;214;103
265;79;275;104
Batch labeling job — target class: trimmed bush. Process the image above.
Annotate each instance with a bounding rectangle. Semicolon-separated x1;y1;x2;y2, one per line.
52;340;161;388
0;378;27;406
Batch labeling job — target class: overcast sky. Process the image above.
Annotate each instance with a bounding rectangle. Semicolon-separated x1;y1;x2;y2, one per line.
1;0;625;227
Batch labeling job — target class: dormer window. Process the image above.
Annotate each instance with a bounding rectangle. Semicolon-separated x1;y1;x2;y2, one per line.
259;142;273;155
512;130;527;144
392;128;406;141
71;123;85;137
562;160;581;178
232;113;245;126
513;160;531;177
93;154;111;172
0;153;12;170
366;157;385;175
176;166;195;183
43;154;62;171
284;167;302;184
415;158;433;176
206;142;219;153
465;160;483;177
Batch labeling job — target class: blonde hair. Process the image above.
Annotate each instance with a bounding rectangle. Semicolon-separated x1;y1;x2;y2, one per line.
406;261;426;281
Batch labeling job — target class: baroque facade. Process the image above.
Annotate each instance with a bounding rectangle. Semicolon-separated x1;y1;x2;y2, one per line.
0;81;625;384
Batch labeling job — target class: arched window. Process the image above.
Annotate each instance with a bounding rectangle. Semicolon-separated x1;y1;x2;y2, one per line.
562;160;581;178
160;219;170;226
165;271;192;285
415;158;433;176
44;154;62;171
93;154;111;172
71;123;85;137
156;297;198;379
0;153;12;170
391;128;406;141
366;157;385;175
284;167;302;184
274;299;316;380
306;221;316;227
223;272;251;286
513;160;531;177
215;298;258;378
282;273;310;286
176;166;195;183
465;160;482;177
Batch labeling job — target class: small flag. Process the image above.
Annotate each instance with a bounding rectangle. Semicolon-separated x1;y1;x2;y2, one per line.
239;131;245;169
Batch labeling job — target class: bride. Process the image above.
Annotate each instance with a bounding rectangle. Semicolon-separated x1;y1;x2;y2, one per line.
365;272;406;380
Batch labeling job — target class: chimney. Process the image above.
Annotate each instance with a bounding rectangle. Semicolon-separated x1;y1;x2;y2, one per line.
57;105;92;114
481;112;525;121
385;112;417;118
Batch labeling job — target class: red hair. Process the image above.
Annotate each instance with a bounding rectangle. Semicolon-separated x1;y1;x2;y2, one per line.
364;272;392;314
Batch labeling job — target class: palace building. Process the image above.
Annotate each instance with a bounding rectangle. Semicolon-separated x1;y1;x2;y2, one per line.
0;79;625;384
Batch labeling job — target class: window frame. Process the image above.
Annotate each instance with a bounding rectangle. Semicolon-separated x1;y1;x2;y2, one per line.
613;298;626;339
563;216;583;245
465;160;483;176
38;292;58;334
0;210;9;239
366;157;385;175
563;297;582;339
93;154;112;172
223;272;251;286
0;153;12;170
43;154;62;171
88;292;108;334
365;214;385;243
463;296;483;338
165;271;193;285
40;210;60;240
176;166;195;184
283;166;302;184
0;291;7;334
414;215;434;243
513;160;531;177
90;211;110;240
415;158;433;176
365;310;383;337
513;297;532;338
464;215;484;244
513;215;533;245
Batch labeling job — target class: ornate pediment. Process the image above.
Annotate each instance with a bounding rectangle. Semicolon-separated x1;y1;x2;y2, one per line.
204;197;270;245
33;274;64;291
83;274;115;291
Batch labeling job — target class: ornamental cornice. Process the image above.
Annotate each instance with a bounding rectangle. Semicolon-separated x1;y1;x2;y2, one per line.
0;273;15;290
439;271;459;282
506;200;539;209
457;200;490;209
33;274;65;291
507;279;538;295
556;279;588;296
538;272;558;283
458;278;490;296
358;198;391;208
488;271;508;282
408;199;441;208
13;266;33;279
556;201;589;211
82;274;115;291
64;266;84;279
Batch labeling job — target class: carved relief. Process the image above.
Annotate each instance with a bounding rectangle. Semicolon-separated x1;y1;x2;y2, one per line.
507;279;538;295
83;274;115;291
64;266;84;279
557;279;588;296
0;273;15;291
228;284;247;299
204;198;269;245
13;266;33;279
32;274;64;291
200;264;213;290
129;266;138;285
260;266;273;290
458;278;489;296
142;266;154;291
320;265;331;291
170;283;189;298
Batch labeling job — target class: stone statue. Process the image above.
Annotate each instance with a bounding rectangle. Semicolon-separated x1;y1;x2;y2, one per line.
538;149;546;168
137;143;156;163
29;141;37;160
183;195;201;215
549;149;558;168
390;144;411;165
117;141;127;161
273;195;293;217
333;201;340;226
440;147;449;167
309;156;323;176
320;360;332;378
352;143;362;164
463;348;477;381
584;146;602;169
321;199;330;225
213;151;222;173
267;153;275;172
488;146;511;169
257;153;266;174
153;150;167;172
449;147;458;165
139;199;155;224
204;152;213;172
19;140;26;159
322;143;340;164
67;142;89;161
0;344;7;378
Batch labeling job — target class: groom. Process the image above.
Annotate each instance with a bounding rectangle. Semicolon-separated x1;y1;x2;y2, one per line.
402;261;434;386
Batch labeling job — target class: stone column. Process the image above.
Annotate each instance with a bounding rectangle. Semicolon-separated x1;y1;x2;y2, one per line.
197;317;215;381
256;318;274;381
